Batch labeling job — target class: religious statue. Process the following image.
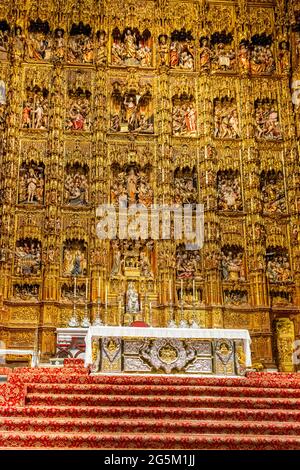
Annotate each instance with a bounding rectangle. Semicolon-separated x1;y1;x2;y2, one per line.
211;32;236;72
174;168;198;205
26;20;52;61
199;37;211;72
158;34;169;66
278;41;290;74
52;28;65;63
63;240;87;276
126;282;140;313
19;162;44;204
176;245;202;279
217;170;243;211
13;26;25;60
170;28;194;70
238;41;250;73
260;170;286;213
255;100;282;140
221;247;245;281
65;89;91;131
111;164;153;208
214;98;240;139
111;27;152;67
68;22;93;64
172;98;197;136
13;284;39;301
64;165;88;206
250;34;275;74
0;27;9;60
15;239;41;276
22;87;49;129
110;83;154;134
266;249;291;283
96;30;107;66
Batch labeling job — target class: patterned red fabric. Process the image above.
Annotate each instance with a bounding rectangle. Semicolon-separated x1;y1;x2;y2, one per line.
0;367;12;376
0;376;26;407
1;369;300;448
63;358;85;368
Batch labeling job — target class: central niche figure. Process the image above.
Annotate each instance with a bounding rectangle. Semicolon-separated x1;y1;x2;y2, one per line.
111;27;152;67
111;163;153;207
110;81;154;133
63;239;87;277
126;282;140;313
64;163;88;206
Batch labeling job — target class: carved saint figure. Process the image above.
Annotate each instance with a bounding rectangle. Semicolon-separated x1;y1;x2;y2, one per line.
126;282;140;313
214;99;239;139
19;161;44;204
63;241;87;276
111;28;152;67
217;170;242;211
255;100;282;140
172;99;197;136
15;239;41;276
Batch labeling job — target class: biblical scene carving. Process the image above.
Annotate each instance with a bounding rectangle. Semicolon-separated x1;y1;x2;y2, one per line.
111;240;154;278
63;240;87;277
110;80;154;133
255;99;282;140
172;93;196;136
18;161;44;205
0;21;9;60
13;284;39;301
65;87;91;131
176;245;202;280
174;167;198;205
64;163;88;206
111;27;152;67
278;40;290;74
260;170;286;213
68;22;93;64
221;245;245;282
224;289;248;306
110;163;153;207
214;98;239;139
210;32;236;72
15;238;41;276
270;289;292;307
170;28;194;70
250;34;275;74
26;19;51;61
266;247;292;283
22;85;49;129
61;283;86;302
217;170;242;211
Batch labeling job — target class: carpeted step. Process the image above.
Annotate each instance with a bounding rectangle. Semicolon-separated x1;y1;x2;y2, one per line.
25;393;300;409
1;405;299;422
26;382;300;398
0;430;300;450
15;372;300;388
0;416;299;436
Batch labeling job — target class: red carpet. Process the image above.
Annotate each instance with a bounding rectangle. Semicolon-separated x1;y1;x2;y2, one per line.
1;361;300;449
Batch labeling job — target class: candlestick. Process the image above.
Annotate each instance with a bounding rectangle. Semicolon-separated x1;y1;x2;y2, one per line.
181;279;183;302
149;301;152;327
193;279;195;301
85;278;88;301
74;276;77;298
105;285;108;310
97;277;100;299
169;279;172;303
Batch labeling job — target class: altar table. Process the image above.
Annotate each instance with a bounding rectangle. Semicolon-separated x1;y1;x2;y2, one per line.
85;326;251;376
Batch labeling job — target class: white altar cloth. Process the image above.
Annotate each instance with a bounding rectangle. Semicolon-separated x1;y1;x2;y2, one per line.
85;326;251;368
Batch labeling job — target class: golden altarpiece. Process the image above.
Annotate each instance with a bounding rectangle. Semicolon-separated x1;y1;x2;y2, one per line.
0;0;299;372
